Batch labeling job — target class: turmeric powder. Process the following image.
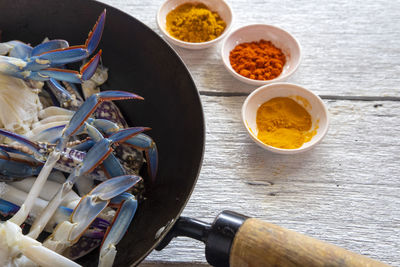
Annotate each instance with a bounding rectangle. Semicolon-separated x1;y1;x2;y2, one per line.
166;3;226;43
256;97;316;149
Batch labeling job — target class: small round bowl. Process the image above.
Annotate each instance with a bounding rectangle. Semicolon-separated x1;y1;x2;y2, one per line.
222;24;301;85
157;0;233;50
242;83;329;154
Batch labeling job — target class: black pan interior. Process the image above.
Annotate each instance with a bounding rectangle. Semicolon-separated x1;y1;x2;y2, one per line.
0;0;204;266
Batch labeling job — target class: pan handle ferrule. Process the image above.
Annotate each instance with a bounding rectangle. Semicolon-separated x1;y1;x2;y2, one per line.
156;211;248;267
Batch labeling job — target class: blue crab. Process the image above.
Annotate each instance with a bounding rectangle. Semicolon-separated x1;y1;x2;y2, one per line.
0;9;158;267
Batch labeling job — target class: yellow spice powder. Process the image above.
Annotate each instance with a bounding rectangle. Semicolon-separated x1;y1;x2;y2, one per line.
166;3;226;43
256;97;317;149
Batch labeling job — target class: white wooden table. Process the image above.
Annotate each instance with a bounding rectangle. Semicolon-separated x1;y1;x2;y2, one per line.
99;0;400;265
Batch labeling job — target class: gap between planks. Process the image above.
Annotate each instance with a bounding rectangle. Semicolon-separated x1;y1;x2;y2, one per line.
200;91;400;102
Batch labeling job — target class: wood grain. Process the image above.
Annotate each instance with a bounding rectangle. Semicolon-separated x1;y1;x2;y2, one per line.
230;218;390;267
99;0;400;96
94;0;400;266
144;97;400;266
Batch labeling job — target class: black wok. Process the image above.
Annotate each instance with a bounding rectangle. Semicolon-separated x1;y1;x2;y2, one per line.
1;0;203;265
0;1;389;267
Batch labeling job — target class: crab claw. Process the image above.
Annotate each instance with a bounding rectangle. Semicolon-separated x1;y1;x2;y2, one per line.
79;127;149;175
33;49;102;83
69;175;141;242
124;133;158;182
99;192;138;267
81;49;102;80
31;40;70;57
86;9;106;55
31;9;106;67
88;119;158;181
42;176;140;260
61;91;144;141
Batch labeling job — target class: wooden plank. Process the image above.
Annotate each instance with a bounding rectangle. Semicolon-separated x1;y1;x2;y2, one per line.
93;0;400;265
99;0;400;96
144;96;400;266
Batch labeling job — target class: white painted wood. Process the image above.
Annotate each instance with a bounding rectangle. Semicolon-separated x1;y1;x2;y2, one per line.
99;0;400;96
143;98;400;266
94;0;400;266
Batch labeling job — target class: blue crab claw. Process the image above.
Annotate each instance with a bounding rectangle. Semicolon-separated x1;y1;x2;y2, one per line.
76;123;126;178
88;119;158;180
81;49;102;80
30;49;102;83
29;10;105;68
62;91;144;139
78;127;148;175
125;133;158;181
100;192;138;266
108;127;151;144
31;40;70;57
86;9;106;55
28;9;105;68
69;175;142;242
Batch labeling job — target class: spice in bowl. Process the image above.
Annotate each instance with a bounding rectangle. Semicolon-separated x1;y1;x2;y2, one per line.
256;97;317;149
229;40;286;80
166;3;226;43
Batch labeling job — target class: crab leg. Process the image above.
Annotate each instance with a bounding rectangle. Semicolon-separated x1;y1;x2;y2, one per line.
0;91;141;225
59;90;143;148
10;150;60;225
28;127;147;238
0;184;110;234
0;221;81;267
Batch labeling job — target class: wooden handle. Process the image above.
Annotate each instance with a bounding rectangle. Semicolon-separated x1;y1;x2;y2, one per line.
230;218;390;267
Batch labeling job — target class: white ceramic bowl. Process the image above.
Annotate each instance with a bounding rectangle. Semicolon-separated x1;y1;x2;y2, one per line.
222;24;301;85
242;83;329;154
157;0;233;50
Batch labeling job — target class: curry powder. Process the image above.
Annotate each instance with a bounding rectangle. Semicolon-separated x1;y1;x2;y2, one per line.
166;3;226;43
256;97;316;149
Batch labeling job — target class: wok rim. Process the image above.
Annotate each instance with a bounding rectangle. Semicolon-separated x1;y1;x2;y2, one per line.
91;1;206;264
1;0;206;265
89;1;206;264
